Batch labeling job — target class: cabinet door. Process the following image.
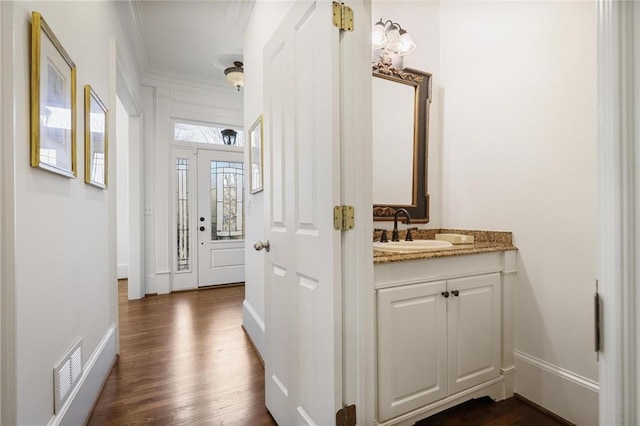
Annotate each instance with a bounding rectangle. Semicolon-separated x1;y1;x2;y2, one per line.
447;273;501;394
377;281;448;422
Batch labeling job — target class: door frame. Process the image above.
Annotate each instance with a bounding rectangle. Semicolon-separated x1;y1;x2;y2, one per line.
0;1;17;423
114;39;144;300
597;0;639;423
339;1;374;423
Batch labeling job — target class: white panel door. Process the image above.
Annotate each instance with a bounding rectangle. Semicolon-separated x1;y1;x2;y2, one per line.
261;1;342;424
377;281;448;422
197;149;245;287
447;273;501;394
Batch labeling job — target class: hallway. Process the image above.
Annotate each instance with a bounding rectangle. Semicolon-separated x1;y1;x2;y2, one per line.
88;281;276;425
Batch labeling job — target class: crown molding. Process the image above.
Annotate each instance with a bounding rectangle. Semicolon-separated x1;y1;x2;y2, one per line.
115;0;152;77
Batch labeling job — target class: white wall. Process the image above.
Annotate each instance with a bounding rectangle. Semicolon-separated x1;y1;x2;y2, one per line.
438;2;598;424
116;97;130;279
371;1;442;228
8;2;140;424
242;0;295;357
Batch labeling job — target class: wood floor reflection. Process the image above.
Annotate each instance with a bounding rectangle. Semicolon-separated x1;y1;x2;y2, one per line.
88;281;276;425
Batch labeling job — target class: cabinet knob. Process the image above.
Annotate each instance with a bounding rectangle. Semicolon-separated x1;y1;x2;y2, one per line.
441;291;449;298
199;226;205;232
452;290;459;297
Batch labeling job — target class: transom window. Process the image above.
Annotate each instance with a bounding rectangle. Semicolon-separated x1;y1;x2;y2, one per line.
174;121;244;147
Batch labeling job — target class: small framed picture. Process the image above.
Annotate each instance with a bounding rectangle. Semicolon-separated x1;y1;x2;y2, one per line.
84;85;108;189
30;11;77;178
249;115;263;194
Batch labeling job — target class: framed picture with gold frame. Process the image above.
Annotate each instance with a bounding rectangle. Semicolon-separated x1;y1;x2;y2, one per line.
249;115;263;194
30;11;77;178
84;85;108;189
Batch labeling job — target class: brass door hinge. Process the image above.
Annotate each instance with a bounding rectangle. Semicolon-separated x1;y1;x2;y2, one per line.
334;205;355;231
332;2;354;32
335;404;356;426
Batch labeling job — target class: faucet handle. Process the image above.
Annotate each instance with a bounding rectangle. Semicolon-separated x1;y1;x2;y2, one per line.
405;227;419;241
374;228;389;243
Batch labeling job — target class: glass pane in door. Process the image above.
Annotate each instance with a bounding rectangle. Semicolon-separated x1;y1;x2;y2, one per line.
210;161;244;241
176;158;190;271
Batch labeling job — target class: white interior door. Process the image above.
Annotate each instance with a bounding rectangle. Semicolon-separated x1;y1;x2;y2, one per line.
261;1;342;424
197;149;245;287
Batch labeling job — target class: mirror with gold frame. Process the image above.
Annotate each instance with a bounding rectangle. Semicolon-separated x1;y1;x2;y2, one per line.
84;85;108;189
372;60;432;222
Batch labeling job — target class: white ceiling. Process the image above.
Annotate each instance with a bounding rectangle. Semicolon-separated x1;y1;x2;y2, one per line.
117;0;254;88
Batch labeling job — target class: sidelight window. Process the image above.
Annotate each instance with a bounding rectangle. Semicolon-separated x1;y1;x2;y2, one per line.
176;158;190;271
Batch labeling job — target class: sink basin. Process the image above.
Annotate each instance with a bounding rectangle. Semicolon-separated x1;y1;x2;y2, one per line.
373;240;454;253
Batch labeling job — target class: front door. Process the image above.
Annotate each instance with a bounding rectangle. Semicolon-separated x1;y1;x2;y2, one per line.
171;146;245;291
197;149;245;287
261;1;342;424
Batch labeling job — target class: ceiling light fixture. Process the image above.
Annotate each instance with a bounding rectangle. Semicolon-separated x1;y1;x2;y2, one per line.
371;19;416;57
224;61;244;91
221;129;238;145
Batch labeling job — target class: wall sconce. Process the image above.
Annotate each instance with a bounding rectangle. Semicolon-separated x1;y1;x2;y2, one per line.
371;19;416;57
221;129;238;145
224;61;244;91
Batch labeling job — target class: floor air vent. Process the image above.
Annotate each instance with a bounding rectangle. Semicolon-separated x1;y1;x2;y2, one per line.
53;339;82;414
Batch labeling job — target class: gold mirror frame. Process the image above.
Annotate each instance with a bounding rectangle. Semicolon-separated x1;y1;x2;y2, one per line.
372;60;432;222
84;85;108;189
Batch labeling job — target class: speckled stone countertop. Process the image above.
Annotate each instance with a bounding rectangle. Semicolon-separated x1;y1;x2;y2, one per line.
373;228;517;264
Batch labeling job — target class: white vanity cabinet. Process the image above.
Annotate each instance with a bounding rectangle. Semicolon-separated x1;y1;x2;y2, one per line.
374;251;516;425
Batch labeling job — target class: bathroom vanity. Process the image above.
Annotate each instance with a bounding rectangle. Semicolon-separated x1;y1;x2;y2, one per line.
373;230;517;425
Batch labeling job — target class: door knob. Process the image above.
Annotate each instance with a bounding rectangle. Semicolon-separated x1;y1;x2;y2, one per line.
254;240;270;252
199;226;205;231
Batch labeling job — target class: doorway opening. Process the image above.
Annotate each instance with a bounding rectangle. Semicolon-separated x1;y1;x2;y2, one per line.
171;121;245;290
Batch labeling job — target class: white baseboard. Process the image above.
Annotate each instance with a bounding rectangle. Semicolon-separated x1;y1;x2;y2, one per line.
47;324;117;426
242;299;265;359
514;350;599;426
117;263;128;279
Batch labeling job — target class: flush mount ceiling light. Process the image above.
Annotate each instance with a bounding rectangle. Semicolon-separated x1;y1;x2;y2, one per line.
224;61;244;91
371;19;416;57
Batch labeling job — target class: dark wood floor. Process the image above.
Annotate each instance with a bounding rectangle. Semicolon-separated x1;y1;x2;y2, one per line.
88;281;276;425
88;281;567;426
414;396;569;426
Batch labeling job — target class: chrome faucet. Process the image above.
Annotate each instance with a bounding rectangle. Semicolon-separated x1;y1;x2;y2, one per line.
391;208;411;242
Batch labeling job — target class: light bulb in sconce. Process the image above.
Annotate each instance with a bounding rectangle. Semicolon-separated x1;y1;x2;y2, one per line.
384;24;401;53
371;19;387;49
371;19;416;57
397;30;417;56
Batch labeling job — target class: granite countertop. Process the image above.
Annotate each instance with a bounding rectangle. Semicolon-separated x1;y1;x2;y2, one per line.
373;228;517;264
